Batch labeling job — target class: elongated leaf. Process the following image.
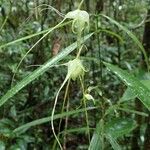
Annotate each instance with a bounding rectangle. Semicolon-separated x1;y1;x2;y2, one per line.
104;62;150;110
121;80;150;101
117;107;148;117
106;134;121;150
100;29;124;44
89;133;102;150
13;107;96;133
105;118;136;150
89;120;103;150
101;15;149;69
121;87;137;101
0;21;71;50
0;33;93;107
104;118;136;138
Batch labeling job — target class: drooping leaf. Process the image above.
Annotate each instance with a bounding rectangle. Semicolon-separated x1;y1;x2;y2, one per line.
104;62;150;110
101;15;149;70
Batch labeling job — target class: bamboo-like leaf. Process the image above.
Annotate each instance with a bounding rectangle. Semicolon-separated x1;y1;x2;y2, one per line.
117;107;148;117
89;133;102;150
105;118;136;138
105;118;134;150
0;33;93;107
104;62;150;110
89;120;103;150
106;134;121;150
13;107;96;133
0;21;71;50
121;80;150;101
121;87;137;101
101;14;149;70
60;127;93;134
100;29;124;44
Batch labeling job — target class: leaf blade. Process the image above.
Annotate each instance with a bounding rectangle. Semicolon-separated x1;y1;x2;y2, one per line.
101;14;149;70
104;62;150;110
105;118;136;138
13;107;96;133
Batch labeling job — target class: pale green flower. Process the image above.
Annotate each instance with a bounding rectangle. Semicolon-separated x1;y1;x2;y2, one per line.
67;58;85;81
65;9;89;33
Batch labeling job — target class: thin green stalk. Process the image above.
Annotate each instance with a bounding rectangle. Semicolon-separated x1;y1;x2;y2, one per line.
79;76;90;144
96;16;103;83
0;16;8;31
77;29;82;51
78;0;84;9
76;45;84;58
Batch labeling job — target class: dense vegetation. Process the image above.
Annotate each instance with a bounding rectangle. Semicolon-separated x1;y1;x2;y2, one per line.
0;0;150;149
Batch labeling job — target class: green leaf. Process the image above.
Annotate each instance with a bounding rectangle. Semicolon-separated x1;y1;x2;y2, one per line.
101;15;149;70
0;33;93;107
60;127;93;134
117;107;148;117
121;87;137;101
13;107;96;134
89;117;135;150
106;134;121;150
104;118;136;150
0;21;71;50
104;118;136;138
89;134;102;150
141;80;150;89
121;80;150;101
104;62;150;110
89;120;103;150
